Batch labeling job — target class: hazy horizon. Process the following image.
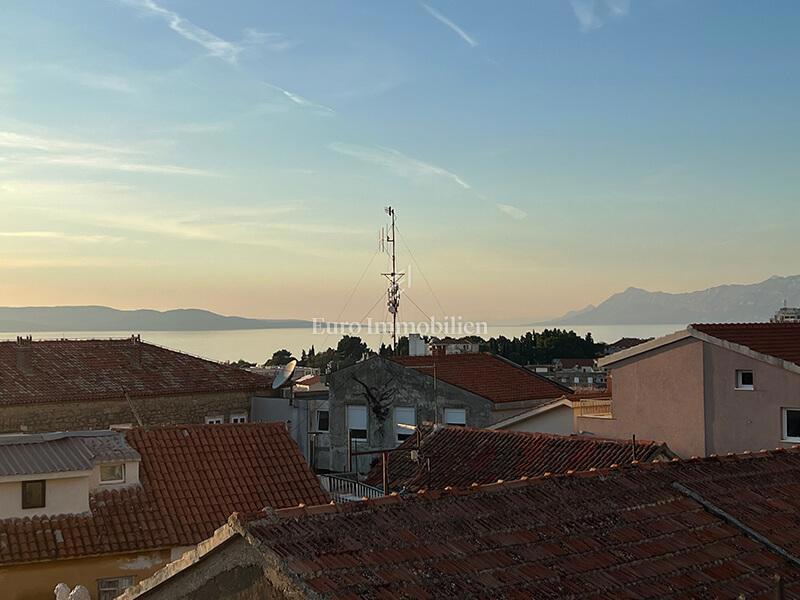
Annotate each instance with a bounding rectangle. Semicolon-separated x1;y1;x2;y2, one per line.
2;1;798;323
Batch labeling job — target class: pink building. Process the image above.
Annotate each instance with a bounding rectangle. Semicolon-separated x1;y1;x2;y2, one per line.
576;323;800;457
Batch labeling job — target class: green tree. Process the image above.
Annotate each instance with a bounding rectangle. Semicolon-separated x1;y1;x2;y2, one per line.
265;349;295;366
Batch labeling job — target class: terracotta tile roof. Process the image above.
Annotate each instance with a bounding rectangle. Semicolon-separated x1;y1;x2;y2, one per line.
691;322;800;366
0;338;271;406
0;423;328;565
365;426;671;491
243;449;800;598
391;353;572;404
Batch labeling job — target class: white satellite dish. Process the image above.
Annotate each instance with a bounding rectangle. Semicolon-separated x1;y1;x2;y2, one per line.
272;359;298;390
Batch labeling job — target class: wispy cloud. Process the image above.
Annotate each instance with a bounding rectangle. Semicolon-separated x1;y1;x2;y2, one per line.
121;1;296;64
0;129;214;176
329;143;470;189
0;231;124;243
570;0;631;31
263;83;335;114
34;65;137;94
420;3;477;47
122;0;243;63
496;204;528;220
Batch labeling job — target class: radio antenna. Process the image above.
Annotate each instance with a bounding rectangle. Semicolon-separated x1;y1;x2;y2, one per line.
382;207;404;353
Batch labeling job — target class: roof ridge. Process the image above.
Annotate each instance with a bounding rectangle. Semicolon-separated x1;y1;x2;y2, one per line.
273;445;800;522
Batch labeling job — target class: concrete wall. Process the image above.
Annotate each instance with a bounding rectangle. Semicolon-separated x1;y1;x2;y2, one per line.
327;357;495;473
576;338;707;457
703;343;800;454
0;549;171;600
0;390;260;433
0;474;90;519
495;405;574;435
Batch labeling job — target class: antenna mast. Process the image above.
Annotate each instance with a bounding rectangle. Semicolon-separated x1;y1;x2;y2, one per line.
382;207;404;353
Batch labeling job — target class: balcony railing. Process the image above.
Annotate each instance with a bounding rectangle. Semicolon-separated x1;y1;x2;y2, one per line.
576;399;613;418
318;473;385;502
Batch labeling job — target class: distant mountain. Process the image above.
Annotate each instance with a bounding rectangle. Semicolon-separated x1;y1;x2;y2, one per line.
0;306;313;332
544;275;800;325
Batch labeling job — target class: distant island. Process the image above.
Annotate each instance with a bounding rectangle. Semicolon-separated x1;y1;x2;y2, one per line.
542;275;800;325
0;306;314;332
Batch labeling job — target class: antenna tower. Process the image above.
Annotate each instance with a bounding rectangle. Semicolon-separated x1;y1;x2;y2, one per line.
381;207;404;353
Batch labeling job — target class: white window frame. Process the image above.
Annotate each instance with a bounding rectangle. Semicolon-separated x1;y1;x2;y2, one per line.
782;408;800;442
443;407;466;427
735;369;754;390
316;409;330;432
230;412;248;424
99;463;125;485
205;415;224;425
394;406;417;443
98;576;135;600
347;405;368;442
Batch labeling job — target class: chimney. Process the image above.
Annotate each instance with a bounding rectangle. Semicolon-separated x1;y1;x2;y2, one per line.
129;334;142;369
16;336;33;374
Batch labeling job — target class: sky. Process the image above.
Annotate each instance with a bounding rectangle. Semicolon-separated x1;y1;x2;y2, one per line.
0;0;799;324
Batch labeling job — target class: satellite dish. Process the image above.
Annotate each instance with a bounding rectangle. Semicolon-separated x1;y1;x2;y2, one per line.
272;359;298;390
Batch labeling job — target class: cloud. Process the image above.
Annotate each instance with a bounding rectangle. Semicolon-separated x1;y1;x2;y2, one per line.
0;129;214;176
496;203;528;220
121;2;295;64
420;3;477;47
329;143;470;189
263;83;335;114
122;0;243;63
570;0;631;31
0;231;124;243
243;29;297;52
35;65;137;94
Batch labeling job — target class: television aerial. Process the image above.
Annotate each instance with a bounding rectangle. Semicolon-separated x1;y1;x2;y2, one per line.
271;359;298;390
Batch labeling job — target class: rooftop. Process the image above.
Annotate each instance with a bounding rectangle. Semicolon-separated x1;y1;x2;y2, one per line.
239;448;800;598
0;423;328;565
0;337;272;407
365;426;671;491
392;352;572;404
691;322;800;366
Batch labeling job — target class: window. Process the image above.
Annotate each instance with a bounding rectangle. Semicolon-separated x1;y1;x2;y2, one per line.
316;409;330;432
394;407;417;442
444;407;466;427
347;405;367;442
783;408;800;442
574;376;580;384
21;480;46;509
98;576;135;600
587;377;594;385
100;464;125;484
205;415;223;424
230;412;248;424
736;370;754;390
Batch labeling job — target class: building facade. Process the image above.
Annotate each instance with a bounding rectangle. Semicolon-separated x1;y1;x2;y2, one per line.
324;353;571;474
577;323;800;457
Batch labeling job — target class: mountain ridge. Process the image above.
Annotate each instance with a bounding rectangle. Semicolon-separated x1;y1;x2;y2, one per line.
0;306;313;332
541;275;800;325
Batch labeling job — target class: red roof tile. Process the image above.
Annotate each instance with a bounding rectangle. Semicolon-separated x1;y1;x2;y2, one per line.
365;426;671;490
0;423;328;565
0;338;271;406
244;449;800;598
691;322;800;366
391;353;571;404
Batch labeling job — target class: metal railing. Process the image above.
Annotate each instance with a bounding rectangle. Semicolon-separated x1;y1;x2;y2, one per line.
576;399;613;418
318;473;384;502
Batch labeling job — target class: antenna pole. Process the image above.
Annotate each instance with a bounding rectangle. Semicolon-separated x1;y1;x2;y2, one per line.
382;207;404;354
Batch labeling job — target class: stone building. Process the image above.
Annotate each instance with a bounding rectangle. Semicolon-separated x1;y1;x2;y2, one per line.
324;353;572;473
0;336;272;433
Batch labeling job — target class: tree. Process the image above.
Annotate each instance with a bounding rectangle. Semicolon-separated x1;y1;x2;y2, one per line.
265;349;295;366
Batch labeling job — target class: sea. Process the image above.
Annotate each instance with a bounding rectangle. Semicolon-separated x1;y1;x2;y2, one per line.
0;324;684;364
